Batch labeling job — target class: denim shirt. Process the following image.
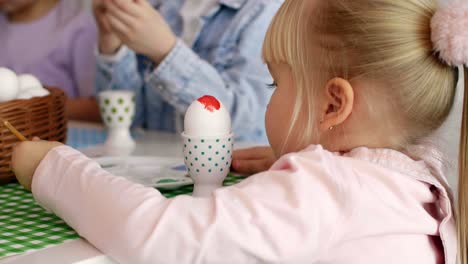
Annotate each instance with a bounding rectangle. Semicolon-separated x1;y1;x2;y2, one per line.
96;0;282;142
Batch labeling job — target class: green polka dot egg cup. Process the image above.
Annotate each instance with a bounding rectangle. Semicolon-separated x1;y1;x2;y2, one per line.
98;91;136;149
182;133;234;197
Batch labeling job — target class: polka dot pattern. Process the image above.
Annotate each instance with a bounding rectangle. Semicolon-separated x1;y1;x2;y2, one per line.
183;135;234;182
99;92;135;127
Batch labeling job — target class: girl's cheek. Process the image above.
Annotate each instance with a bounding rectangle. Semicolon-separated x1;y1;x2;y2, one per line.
265;104;273;137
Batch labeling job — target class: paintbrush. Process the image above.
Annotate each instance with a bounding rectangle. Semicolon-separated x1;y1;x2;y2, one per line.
1;120;28;141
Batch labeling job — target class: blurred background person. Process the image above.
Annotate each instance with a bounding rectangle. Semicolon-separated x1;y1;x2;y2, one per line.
0;0;100;121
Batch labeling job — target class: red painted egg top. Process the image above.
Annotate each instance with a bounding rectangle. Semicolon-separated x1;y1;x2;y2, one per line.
197;95;221;112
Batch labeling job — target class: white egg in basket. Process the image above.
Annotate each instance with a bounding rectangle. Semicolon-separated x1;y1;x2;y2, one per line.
0;67;19;102
0;70;50;101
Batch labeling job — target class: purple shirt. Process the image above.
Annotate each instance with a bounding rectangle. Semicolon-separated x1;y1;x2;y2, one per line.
0;1;97;98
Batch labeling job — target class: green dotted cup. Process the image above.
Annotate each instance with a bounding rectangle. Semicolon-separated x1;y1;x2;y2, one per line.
98;91;136;149
182;132;234;197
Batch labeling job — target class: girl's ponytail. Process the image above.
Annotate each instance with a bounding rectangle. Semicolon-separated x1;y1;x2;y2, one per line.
431;2;468;263
459;66;468;264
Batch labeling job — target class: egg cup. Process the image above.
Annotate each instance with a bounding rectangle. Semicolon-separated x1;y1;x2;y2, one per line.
98;91;136;150
181;132;234;197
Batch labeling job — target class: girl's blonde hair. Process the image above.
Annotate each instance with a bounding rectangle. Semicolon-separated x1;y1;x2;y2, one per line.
263;0;467;262
460;67;468;263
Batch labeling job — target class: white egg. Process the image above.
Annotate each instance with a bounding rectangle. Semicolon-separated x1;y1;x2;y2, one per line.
184;95;231;137
0;67;19;102
16;91;34;100
20;87;50;98
18;74;43;92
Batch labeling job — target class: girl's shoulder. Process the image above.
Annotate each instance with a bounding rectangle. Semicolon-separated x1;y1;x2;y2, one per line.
237;145;456;264
271;144;450;193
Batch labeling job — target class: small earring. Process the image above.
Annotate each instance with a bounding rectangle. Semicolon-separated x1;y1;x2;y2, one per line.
329;126;334;131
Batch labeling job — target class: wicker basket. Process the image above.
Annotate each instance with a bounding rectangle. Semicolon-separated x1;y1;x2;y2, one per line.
0;87;67;184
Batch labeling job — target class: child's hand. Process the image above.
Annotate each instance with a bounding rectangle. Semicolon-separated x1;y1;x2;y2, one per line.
232;147;277;175
11;139;63;191
93;0;123;55
103;0;177;63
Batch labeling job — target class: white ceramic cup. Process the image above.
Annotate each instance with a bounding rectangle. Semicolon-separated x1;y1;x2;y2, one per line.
98;91;136;150
182;132;234;197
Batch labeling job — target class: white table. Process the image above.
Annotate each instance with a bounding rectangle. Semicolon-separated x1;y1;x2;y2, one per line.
0;122;254;264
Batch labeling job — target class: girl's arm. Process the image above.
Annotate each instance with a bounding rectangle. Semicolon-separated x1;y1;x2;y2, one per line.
232;146;276;174
30;145;343;263
66;97;101;122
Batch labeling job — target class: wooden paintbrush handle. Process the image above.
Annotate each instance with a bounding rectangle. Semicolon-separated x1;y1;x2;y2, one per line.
3;121;28;141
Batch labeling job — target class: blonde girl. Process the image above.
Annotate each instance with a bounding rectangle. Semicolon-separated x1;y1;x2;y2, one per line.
11;0;467;263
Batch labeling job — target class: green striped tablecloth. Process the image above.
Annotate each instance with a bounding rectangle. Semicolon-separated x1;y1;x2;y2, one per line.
0;174;245;258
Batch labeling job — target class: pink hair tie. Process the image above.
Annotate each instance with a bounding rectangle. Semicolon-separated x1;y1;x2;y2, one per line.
431;0;468;66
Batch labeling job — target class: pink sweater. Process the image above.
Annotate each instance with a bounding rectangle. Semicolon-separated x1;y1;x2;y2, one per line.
32;145;456;263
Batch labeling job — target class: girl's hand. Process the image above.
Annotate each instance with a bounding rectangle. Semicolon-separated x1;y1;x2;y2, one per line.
93;0;123;55
11;139;63;191
103;0;177;63
232;147;277;175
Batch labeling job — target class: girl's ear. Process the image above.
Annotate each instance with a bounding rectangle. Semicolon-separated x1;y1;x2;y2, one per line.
319;77;355;132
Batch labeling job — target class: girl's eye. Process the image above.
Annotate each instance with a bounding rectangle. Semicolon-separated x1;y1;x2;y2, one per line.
267;82;277;89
